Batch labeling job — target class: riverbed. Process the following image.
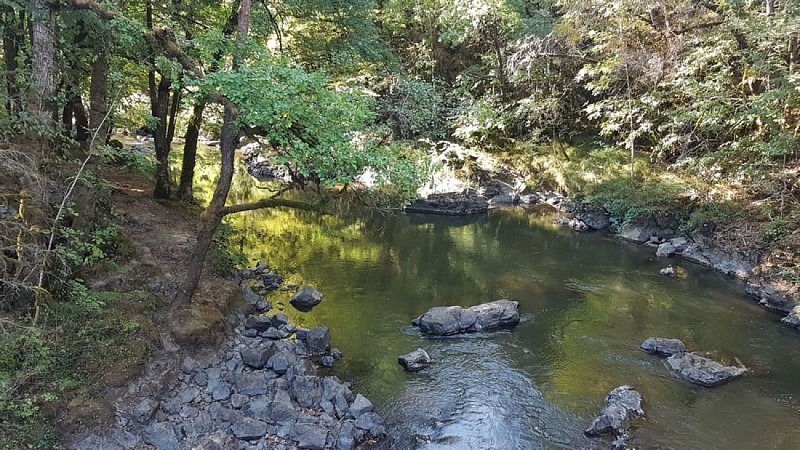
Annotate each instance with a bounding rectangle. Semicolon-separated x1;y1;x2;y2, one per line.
185;149;800;449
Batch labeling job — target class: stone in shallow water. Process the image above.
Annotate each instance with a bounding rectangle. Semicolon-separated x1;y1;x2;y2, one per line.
398;348;432;372
412;300;520;335
664;352;748;387
640;337;686;357
347;394;373;419
290;286;324;312
585;385;644;437
302;325;331;354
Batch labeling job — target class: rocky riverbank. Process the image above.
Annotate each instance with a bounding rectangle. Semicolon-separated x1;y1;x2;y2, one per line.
68;267;386;450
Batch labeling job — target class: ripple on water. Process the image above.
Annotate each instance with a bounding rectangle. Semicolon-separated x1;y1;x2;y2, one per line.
383;339;595;449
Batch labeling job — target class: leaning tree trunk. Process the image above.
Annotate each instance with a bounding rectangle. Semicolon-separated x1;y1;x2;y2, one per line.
173;106;237;309
30;0;56;119
178;102;206;200
173;0;252;308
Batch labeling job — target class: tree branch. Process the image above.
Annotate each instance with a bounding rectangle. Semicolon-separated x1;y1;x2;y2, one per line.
221;198;320;215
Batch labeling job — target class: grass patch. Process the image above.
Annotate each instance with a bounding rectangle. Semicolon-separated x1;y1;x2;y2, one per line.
0;288;164;449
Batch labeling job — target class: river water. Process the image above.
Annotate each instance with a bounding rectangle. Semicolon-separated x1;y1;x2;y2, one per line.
186;151;800;449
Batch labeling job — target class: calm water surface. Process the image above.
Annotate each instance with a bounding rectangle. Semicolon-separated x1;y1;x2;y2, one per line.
186;151;800;449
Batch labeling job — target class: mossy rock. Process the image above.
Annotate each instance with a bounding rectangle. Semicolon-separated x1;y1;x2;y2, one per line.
170;303;226;346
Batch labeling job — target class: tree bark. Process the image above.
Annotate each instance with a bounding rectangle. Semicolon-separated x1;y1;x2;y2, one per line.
152;75;172;199
178;101;206;200
73;91;90;142
3;7;20;117
30;0;56;118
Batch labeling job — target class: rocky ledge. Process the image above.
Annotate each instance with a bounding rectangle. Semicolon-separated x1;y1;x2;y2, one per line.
71;277;385;450
411;299;520;336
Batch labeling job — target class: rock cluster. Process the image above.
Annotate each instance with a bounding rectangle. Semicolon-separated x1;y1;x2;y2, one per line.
411;300;520;336
640;338;748;388
71;295;383;450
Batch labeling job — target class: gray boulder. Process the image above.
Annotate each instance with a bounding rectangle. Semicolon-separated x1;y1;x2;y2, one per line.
142;422;180;450
585;385;644;437
290;287;323;312
655;237;690;257
488;194;517;207
574;206;611;230
347;394;373;419
412;299;520;336
241;346;275;369
398;348;432;372
664;352;748;387
781;305;800;330
230;418;268;440
301;325;331;354
641;337;686;356
290;423;329;450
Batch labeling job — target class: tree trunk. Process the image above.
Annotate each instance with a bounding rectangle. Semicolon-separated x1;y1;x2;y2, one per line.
152;75;172;199
73;91;90;142
89;44;110;145
173;0;251;307
173;106;236;309
3;8;20;117
166;88;180;144
178;101;206;200
30;0;56;118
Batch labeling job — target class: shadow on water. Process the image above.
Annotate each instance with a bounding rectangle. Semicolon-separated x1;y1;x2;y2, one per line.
179;148;800;449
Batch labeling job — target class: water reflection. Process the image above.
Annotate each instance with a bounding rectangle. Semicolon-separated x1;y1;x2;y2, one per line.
179;148;800;449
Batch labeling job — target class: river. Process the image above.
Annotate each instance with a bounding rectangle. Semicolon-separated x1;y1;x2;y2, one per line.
184;148;800;449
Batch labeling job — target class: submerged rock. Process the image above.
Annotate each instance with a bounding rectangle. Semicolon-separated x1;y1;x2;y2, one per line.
585;385;644;438
290;286;323;312
640;337;686;357
664;352;748;387
659;266;676;277
411;299;520;336
398;348;432;372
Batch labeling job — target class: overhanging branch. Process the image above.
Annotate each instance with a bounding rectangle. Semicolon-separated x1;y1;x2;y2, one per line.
221;198;320;215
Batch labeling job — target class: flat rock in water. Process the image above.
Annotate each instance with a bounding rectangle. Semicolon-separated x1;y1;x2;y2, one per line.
405;192;489;216
585;385;644;437
398;348;432;372
641;337;686;356
290;286;323;312
664;352;748;387
412;299;520;335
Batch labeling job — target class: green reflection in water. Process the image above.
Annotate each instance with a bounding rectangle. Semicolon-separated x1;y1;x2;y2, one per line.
175;147;800;448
